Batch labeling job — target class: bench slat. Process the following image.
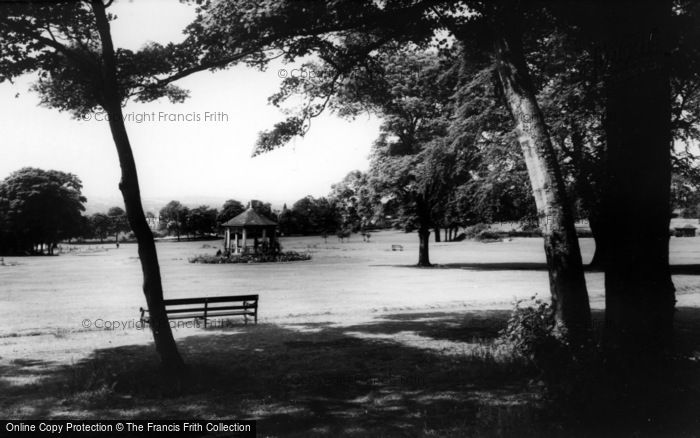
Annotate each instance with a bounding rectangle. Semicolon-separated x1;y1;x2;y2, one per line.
163;294;258;306
204;311;255;317
163;304;255;315
158;311;255;320
198;304;256;312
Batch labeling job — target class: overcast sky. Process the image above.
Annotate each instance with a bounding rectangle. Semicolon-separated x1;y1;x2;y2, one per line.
0;0;380;211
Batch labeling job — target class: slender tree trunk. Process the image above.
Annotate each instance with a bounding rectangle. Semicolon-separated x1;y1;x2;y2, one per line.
490;17;592;344
418;227;431;267
92;0;185;373
433;226;441;242
602;0;675;365
568;123;607;269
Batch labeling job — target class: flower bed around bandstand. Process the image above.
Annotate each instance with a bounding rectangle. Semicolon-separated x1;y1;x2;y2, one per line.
189;251;311;264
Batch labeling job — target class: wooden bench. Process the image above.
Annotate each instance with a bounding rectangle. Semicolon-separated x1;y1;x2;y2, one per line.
140;294;258;328
391;244;404;251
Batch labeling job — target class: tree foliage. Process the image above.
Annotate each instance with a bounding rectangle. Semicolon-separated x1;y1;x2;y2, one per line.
0;167;86;254
184;205;218;237
106;206;129;241
88;212;111;242
159;200;188;241
250;199;276;221
329;170;377;231
217;199;245;224
278;196;339;236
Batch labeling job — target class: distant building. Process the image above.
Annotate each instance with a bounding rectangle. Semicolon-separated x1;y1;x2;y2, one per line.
146;215;160;231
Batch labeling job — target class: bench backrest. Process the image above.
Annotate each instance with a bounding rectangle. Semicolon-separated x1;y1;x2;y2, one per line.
161;294;258;315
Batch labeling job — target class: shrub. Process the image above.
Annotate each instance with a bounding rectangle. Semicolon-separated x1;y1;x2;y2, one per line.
506;229;543;238
152;229;169;238
476;230;503;242
498;297;601;402
189;251;311;264
464;223;489;238
498;297;561;362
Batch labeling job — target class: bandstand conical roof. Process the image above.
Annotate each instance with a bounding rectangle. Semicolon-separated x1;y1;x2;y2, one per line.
222;207;277;227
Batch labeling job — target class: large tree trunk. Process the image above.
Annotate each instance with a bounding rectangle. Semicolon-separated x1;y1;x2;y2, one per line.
602;0;675;366
92;0;185;374
418;227;431;267
491;16;592;345
417;198;432;267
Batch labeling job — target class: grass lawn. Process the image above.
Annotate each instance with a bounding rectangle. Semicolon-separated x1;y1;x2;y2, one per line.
1;230;700;436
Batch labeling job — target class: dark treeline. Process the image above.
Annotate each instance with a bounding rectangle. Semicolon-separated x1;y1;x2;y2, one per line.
0;165;387;252
0;171;286;252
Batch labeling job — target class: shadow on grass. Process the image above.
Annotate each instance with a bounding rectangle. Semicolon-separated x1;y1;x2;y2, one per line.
376;263;700;275
1;308;700;437
369;263;552;271
342;310;510;344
